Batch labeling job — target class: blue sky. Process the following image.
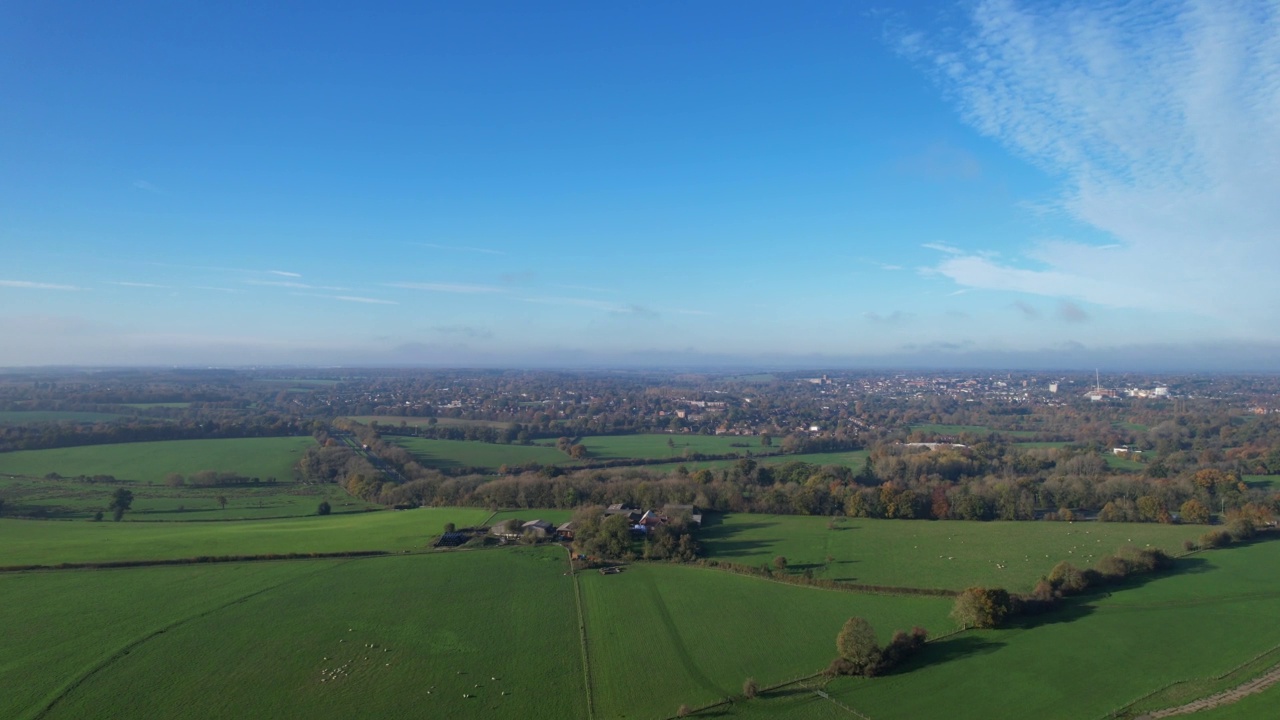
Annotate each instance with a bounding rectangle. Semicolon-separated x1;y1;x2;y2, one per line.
3;1;1279;369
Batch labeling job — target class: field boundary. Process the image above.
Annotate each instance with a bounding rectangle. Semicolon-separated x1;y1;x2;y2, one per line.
1105;639;1280;719
0;550;390;574
567;548;596;720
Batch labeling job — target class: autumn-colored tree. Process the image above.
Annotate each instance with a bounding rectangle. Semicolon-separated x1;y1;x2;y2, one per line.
836;617;882;676
1180;498;1212;524
950;587;1011;629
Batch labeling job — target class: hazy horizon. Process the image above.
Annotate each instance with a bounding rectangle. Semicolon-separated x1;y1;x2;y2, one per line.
4;2;1279;369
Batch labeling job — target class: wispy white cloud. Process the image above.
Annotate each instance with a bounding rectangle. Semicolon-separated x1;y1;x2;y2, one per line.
385;282;508;294
245;280;349;291
903;1;1280;331
108;281;170;289
132;180;162;193
0;280;84;291
268;270;301;278
922;242;964;255
334;295;397;305
192;286;244;294
408;242;506;256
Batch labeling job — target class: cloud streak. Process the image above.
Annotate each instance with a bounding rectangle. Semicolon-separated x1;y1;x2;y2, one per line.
0;280;84;291
385;282;508;294
905;1;1280;331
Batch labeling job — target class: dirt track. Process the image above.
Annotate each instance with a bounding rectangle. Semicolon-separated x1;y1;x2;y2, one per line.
1137;663;1280;718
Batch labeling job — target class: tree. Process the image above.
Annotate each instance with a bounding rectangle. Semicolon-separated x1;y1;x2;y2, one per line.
568;443;589;460
1180;498;1212;525
317;500;332;516
760;433;772;447
108;488;133;522
836;617;882;676
773;555;788;571
216;495;228;511
950;587;1011;629
444;522;456;534
93;511;104;522
743;677;759;699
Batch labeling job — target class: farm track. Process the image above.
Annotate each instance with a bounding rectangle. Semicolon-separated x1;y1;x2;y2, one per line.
567;551;595;720
638;569;726;699
1137;662;1280;718
25;559;346;720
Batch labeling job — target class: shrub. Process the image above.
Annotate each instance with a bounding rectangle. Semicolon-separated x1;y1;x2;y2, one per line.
1226;518;1256;543
1183;539;1197;552
1094;555;1130;580
773;555;788;571
677;704;691;717
743;677;758;699
317;501;332;516
1200;530;1231;549
1046;561;1090;593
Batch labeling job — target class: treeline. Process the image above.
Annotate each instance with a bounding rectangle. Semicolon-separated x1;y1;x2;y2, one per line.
0;414;311;453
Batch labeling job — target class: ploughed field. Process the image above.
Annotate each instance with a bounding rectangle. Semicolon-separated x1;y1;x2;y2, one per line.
4;506;1280;720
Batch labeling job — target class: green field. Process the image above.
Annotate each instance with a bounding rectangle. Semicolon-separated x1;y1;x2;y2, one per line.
0;411;123;424
1105;452;1147;471
700;514;1204;592
581;562;953;719
489;508;574;525
390;437;570;470
1245;474;1280;490
32;549;585;720
664;449;870;475
120;402;192;409
539;434;764;460
801;540;1280;720
909;424;1038;438
1;502;1278;720
0;474;378;521
0;437;315;483
0;507;491;566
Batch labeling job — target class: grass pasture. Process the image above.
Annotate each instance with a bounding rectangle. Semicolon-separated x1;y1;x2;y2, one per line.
803;540;1280;720
0;436;315;483
699;514;1204;592
390;437;569;470
544;434;762;460
0;507;491;566
36;549;585;720
0;411;122;424
581;562;953;720
2;559;345;720
0;475;377;521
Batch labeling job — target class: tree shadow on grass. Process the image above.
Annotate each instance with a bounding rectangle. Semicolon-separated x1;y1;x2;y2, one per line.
882;634;1005;675
700;539;781;558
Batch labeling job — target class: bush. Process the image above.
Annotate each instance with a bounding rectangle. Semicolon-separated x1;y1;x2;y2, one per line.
1200;530;1231;549
677;704;691;717
1226;518;1256;543
1094;555;1130;580
743;677;758;699
1183;539;1197;552
317;501;332;516
444;522;456;533
1046;561;1090;593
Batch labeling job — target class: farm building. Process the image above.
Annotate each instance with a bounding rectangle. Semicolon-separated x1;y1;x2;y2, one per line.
521;519;554;539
